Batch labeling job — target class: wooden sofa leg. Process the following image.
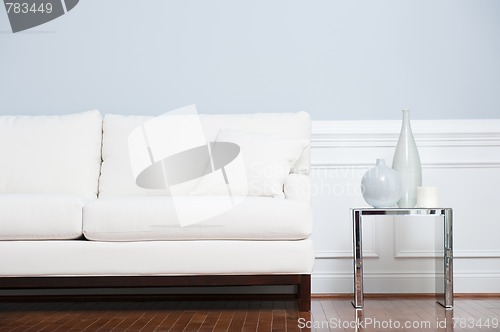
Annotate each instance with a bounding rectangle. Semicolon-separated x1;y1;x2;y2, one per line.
297;274;311;311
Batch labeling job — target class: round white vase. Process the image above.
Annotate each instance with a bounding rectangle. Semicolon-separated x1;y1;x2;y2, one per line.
361;158;402;208
392;110;422;208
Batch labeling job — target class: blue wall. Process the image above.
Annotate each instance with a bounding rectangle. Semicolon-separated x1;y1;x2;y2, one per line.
1;0;499;120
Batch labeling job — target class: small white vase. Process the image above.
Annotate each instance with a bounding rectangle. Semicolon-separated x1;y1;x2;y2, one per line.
392;110;422;208
361;158;402;208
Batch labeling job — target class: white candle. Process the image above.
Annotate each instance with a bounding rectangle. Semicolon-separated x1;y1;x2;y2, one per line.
416;186;439;208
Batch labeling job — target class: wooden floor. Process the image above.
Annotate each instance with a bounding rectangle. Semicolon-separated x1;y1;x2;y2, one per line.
0;297;499;331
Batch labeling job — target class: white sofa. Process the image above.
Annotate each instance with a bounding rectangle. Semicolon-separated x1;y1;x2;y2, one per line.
0;109;314;310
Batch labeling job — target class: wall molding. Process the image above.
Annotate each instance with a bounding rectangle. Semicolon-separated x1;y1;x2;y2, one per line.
312;119;500;148
312;161;500;169
452;250;500;258
315;250;378;259
312;271;500;279
316;250;500;260
315;217;380;259
310;119;500;168
393;220;440;259
394;218;500;259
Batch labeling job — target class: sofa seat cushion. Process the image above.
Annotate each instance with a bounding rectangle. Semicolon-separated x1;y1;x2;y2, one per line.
83;196;312;241
0;194;84;240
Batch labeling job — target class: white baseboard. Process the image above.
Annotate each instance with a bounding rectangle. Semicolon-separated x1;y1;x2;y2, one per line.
311;272;500;294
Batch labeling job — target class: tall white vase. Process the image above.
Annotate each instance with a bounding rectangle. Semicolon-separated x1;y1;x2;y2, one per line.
392;110;422;208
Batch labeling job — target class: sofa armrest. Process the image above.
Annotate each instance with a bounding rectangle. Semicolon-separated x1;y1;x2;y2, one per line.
284;173;311;202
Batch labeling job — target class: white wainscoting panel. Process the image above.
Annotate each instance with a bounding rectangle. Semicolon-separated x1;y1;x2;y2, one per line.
310;119;500;294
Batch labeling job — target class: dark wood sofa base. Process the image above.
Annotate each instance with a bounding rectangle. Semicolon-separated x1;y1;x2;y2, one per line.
0;274;311;311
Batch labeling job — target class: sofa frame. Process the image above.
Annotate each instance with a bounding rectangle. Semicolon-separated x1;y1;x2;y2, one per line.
0;110;314;312
0;274;311;311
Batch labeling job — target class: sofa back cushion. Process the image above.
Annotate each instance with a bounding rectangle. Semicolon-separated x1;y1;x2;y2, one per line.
0;110;103;198
99;114;156;197
98;112;310;197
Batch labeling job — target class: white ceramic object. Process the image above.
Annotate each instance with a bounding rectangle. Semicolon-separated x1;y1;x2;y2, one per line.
361;158;402;208
416;186;439;208
392;110;422;208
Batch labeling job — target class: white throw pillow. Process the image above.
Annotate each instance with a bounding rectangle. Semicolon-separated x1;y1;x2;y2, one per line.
191;129;308;198
0;110;103;198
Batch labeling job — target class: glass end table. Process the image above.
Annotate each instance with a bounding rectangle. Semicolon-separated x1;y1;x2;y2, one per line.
352;208;453;309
